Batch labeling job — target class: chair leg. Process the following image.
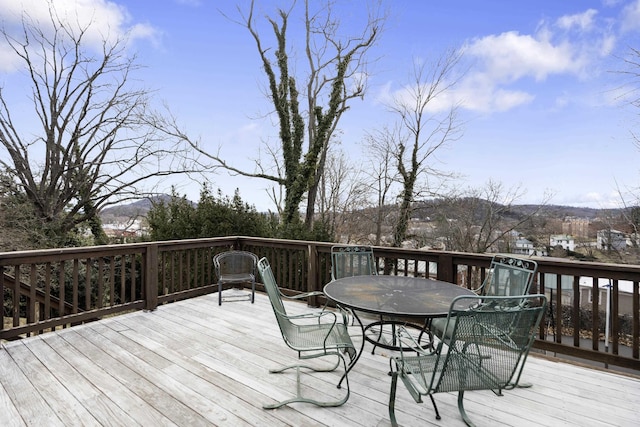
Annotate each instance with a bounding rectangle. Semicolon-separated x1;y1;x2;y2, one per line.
268;355;341;374
337;313;364;389
457;390;476;427
218;282;222;305
389;372;399;427
505;356;532;389
263;354;350;409
429;394;441;420
250;279;255;303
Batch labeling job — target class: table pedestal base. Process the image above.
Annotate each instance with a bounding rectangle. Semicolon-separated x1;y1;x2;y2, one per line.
364;319;432;354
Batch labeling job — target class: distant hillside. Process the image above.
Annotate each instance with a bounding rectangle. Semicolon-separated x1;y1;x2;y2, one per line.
100;196;620;222
409;199;617;223
100;195;173;220
513;204;609;219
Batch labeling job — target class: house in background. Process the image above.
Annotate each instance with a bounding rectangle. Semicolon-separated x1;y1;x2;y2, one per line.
513;237;534;255
550;234;575;251
597;229;626;251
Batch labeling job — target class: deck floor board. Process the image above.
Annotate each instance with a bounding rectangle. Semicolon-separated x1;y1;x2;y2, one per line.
1;291;639;426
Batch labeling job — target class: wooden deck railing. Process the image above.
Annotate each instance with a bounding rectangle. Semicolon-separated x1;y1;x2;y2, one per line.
1;236;638;372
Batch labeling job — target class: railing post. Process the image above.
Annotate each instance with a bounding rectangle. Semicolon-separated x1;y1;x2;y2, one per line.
307;243;320;307
437;253;455;283
573;275;581;347
145;244;158;311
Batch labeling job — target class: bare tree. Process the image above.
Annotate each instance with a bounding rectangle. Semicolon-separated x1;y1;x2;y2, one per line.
316;148;370;242
433;181;551;253
178;0;383;233
380;51;465;247
361;127;399;245
0;7;187;246
617;47;640;145
611;47;640;250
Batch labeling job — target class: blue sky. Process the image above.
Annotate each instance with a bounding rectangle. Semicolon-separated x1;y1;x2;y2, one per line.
1;0;640;211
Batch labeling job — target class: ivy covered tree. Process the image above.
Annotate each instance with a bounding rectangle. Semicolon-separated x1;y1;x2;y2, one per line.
158;0;382;238
147;186;276;241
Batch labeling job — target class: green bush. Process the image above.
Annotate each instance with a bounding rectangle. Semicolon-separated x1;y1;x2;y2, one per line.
147;186;277;240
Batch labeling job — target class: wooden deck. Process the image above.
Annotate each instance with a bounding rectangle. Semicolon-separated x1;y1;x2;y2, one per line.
1;291;639;427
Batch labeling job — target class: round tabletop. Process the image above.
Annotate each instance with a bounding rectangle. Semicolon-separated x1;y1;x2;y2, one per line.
323;275;476;318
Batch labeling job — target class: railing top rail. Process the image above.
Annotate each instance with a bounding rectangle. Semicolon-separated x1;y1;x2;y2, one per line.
3;236;640;277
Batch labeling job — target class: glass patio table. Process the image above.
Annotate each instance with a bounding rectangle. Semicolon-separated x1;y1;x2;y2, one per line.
324;275;476;354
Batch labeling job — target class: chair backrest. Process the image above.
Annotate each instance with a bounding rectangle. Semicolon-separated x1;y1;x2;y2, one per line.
480;255;537;297
213;250;258;278
433;294;547;394
257;257;292;336
331;245;377;281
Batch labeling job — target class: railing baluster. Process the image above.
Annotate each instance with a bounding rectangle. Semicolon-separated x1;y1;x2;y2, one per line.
572;275;580;347
29;264;36;336
612;279;620;355
58;260;66;325
85;257;91;311
591;277;599;352
109;256;115;306
0;268;4;333
634;281;639;359
97;258;104;309
72;259;79;314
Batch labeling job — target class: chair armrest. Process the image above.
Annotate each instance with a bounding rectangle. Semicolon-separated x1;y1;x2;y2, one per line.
472;322;519;349
279;306;341;326
283;290;325;300
396;326;439;359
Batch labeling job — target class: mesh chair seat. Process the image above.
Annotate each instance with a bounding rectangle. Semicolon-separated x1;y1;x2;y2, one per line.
283;322;356;358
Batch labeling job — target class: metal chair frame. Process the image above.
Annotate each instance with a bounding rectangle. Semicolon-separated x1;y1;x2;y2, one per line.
330;245;378;281
257;257;357;409
431;255;538;338
330;245;378;330
389;294;547;427
213;250;258;305
474;255;538;297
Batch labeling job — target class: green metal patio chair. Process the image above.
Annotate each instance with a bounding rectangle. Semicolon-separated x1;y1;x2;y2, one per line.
257;257;357;409
430;255;538;339
389;294;547;427
330;245;378;280
213;250;259;305
330;245;378;328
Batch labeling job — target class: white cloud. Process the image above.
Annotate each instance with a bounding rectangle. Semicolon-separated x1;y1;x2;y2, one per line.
464;31;584;83
377;4;630;116
620;0;640;32
0;0;160;71
175;0;202;6
556;9;598;32
561;191;623;209
454;73;535;113
451;4;624;114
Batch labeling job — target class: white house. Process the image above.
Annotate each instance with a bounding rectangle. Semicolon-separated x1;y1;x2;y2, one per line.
596;229;626;251
513;238;534;255
550;234;575;251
